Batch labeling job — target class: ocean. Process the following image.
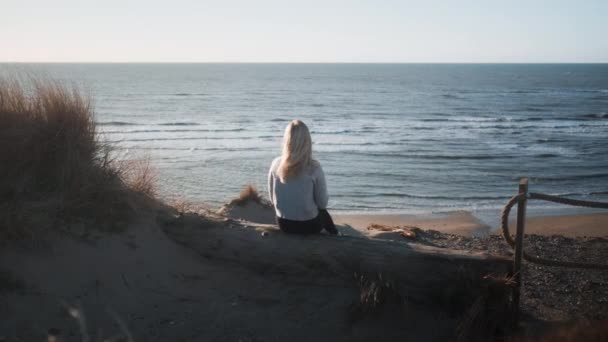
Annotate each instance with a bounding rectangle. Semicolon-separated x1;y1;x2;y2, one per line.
4;63;608;225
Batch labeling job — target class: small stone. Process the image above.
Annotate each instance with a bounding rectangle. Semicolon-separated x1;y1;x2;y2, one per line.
67;308;80;319
261;231;269;237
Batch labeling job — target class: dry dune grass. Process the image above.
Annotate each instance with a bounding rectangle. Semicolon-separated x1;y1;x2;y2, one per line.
0;76;155;239
229;184;267;206
120;156;157;198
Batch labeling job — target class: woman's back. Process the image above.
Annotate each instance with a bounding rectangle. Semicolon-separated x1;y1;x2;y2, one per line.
268;157;328;221
268;119;336;235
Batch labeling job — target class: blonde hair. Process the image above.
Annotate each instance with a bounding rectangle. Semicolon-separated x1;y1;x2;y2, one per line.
278;120;314;182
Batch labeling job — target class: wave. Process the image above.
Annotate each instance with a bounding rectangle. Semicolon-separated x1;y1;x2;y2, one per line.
452;107;480;111
495;191;608;202
550;191;608;198
386;193;507;201
535;138;567;143
360;125;377;131
505;89;541;94
530;173;608;182
419;117;522;123
533;153;561;158
338;150;569;160
524;107;547;112
472;124;544;129
334;192;507;201
172;93;205;97
158;122;200;126
415;116;607;127
341;151;517;160
99;121;225;127
98;121;138;126
590;95;608;100
440;94;464;100
582;113;608;119
123;146;264;152
321;141;406;147
411;123;540;130
312;129;359;135
102;128;245;134
108;135;254;143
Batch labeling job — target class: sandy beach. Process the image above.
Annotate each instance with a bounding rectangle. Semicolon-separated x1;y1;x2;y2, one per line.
334;211;608;238
218;191;608;239
334;211;491;237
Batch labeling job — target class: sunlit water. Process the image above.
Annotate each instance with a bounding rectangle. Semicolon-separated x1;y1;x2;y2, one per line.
4;63;608;225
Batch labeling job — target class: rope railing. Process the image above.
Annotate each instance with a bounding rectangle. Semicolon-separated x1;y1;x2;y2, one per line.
528;192;608;209
501;191;608;270
502;180;608;325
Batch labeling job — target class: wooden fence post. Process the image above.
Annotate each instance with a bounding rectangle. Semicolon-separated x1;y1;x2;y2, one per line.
513;177;528;324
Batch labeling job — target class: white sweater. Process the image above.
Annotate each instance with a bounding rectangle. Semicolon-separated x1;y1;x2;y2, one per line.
267;157;329;221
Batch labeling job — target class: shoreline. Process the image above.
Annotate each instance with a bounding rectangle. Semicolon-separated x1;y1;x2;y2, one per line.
215;193;607;238
333;211;608;238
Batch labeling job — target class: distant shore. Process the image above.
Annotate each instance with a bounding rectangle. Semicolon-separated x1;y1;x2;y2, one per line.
334;211;608;237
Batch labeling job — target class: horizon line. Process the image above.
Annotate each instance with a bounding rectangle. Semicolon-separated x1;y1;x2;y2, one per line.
2;61;608;64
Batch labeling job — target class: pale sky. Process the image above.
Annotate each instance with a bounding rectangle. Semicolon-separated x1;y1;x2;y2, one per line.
1;0;607;63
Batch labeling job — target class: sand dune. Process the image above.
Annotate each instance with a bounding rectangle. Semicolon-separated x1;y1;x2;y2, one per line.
2;197;607;341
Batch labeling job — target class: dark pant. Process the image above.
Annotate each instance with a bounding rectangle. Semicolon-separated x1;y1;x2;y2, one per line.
277;209;337;235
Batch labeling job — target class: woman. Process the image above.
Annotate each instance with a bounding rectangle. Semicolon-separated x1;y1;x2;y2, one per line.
268;120;338;235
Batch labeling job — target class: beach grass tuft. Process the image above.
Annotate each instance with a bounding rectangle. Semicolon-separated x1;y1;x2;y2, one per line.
349;272;404;321
0;76;155;239
230;184;265;206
